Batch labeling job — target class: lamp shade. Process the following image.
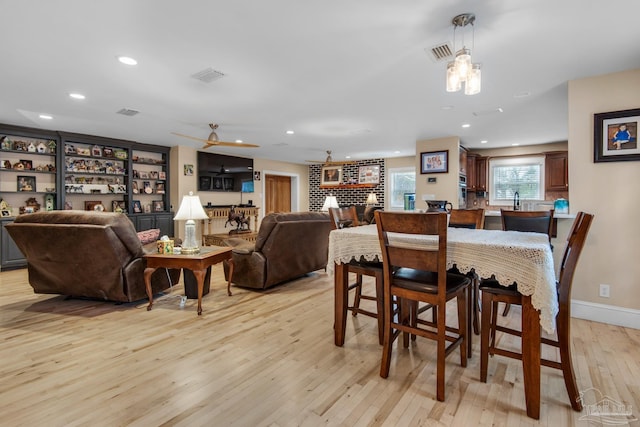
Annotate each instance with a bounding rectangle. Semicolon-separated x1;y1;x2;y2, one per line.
321;195;339;212
366;193;378;205
174;191;209;221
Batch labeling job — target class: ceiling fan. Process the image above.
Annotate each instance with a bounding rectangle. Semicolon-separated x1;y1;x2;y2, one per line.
305;150;356;166
172;123;259;149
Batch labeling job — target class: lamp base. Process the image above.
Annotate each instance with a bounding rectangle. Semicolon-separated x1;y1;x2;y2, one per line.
180;246;200;255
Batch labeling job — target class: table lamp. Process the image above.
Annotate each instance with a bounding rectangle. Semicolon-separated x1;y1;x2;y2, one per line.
366;193;378;205
321;195;339;211
174;191;209;254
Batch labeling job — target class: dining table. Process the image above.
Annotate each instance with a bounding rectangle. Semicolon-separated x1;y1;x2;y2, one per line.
328;223;557;420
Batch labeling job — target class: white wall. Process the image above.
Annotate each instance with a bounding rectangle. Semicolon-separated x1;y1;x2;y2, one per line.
568;68;640;313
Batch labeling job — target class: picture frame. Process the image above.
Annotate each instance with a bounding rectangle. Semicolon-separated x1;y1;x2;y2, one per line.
420;150;449;174
102;147;114;158
132;181;139;194
321;166;342;186
358;165;380;184
155;182;165;194
254;170;261;181
132;200;142;213
20;159;33;170
594;108;640;163
112;200;126;213
158;171;166;180
139;171;149;179
184;164;194;176
17;175;36;192
84;201;105;212
92;145;103;157
1;210;12;217
149;171;159;180
152;200;164;212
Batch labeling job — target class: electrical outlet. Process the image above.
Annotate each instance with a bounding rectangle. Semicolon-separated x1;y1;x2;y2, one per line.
599;284;610;298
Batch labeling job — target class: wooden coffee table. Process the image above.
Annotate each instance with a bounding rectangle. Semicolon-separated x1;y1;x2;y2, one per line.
144;246;234;315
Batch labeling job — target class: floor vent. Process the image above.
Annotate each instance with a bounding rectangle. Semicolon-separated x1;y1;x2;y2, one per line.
191;67;225;83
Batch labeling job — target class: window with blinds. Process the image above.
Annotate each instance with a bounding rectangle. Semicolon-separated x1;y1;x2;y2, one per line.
388;167;416;209
489;156;545;205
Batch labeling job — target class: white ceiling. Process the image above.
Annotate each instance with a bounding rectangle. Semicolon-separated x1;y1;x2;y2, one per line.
2;0;640;164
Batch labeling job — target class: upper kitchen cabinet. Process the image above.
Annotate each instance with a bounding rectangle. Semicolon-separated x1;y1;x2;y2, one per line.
545;151;569;191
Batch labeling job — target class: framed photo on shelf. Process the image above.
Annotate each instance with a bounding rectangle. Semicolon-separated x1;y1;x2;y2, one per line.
84;201;105;212
111;200;126;213
594;108;640;163
102;147;114;158
158;171;166;180
321;166;342;186
420;150;449;174
139;171;149;179
1;210;12;217
155;182;165;194
358;165;380;184
152;200;164;212
17;175;36;192
149;171;159;180
132;200;142;213
132;181;139;194
143;181;152;194
92;145;103;157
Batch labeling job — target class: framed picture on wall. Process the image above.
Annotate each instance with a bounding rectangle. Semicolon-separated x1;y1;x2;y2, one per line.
594;108;640;162
358;165;380;184
420;150;449;174
321;166;342;186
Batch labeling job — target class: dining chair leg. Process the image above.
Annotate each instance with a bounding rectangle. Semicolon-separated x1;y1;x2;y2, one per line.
490;301;499;348
556;310;583;411
436;300;447;402
457;287;468;366
374;270;384;345
402;299;411;348
352;273;363;316
480;290;492;382
380;293;394;379
521;296;541;420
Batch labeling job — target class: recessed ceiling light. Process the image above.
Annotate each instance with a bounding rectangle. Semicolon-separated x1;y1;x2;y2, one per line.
480;140;488;144
69;93;85;100
117;56;138;66
39;114;53;120
394;150;401;154
286;130;294;135
235;139;243;143
512;143;520;146
461;123;471;128
345;155;351;159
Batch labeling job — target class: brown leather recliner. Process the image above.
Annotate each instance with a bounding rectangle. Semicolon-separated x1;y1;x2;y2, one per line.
6;210;180;302
222;211;331;289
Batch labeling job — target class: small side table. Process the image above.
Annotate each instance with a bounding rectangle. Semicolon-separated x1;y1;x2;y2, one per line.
144;246;234;315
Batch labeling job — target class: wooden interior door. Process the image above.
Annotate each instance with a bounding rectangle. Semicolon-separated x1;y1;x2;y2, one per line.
265;174;291;214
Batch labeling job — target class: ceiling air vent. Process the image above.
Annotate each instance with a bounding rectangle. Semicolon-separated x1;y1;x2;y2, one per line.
191;67;225;83
428;42;454;62
116;108;139;116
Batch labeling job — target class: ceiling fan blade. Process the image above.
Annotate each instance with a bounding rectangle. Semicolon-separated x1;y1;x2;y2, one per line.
203;140;260;148
172;132;208;143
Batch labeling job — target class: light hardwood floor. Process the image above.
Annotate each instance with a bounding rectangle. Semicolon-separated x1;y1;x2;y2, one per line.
0;267;638;427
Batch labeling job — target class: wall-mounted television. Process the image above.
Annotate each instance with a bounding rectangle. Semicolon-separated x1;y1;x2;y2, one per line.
197;151;254;192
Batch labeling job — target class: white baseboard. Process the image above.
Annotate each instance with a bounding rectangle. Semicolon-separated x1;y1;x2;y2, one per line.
571;299;640;330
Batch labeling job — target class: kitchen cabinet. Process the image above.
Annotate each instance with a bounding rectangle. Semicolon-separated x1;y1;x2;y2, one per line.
466;153;477;190
465;154;487;192
475;156;487;191
129;212;174;237
459;147;468;176
545;151;568;191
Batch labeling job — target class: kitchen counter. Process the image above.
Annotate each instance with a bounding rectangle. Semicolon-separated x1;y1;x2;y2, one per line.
484;210;576;219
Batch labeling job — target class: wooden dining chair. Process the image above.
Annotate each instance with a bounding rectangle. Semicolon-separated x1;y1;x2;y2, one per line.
489;209;555;316
328;207;384;344
480;212;593;412
374;211;470;402
449;208;485;229
447;208;486;334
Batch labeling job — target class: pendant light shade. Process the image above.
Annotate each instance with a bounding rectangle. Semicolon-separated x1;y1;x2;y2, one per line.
445;13;481;95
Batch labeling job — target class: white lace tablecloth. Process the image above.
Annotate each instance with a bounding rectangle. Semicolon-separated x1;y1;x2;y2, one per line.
328;225;558;333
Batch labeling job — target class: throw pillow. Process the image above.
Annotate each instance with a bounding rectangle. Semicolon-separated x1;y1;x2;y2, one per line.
137;228;160;245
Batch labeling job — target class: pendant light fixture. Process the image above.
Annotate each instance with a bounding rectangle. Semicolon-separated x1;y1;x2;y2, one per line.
446;13;481;95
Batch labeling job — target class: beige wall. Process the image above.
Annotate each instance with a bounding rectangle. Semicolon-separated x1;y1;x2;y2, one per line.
416;136;461;208
170;145;309;239
568;68;640;309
